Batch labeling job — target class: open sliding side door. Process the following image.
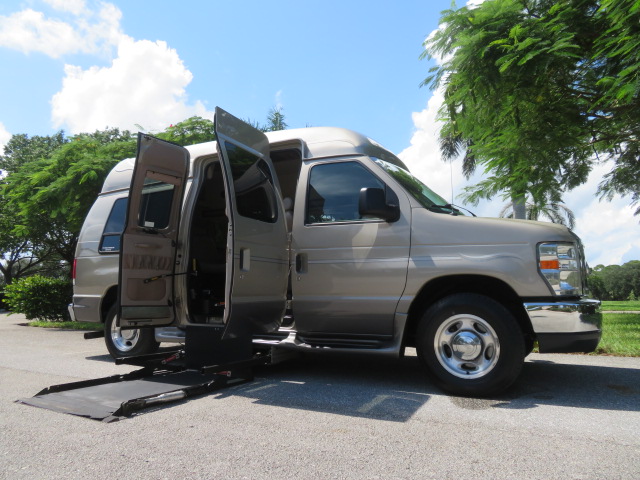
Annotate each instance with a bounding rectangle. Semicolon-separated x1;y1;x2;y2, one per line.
214;107;288;339
118;134;189;328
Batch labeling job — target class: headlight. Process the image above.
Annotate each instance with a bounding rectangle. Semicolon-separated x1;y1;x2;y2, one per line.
538;242;584;296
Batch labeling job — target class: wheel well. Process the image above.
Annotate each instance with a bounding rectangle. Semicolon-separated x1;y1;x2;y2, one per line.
403;275;533;348
100;285;118;323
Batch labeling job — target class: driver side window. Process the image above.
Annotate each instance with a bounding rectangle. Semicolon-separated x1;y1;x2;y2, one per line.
306;161;385;224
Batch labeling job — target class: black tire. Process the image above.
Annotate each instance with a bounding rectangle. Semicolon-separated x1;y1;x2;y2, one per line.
104;304;160;358
524;335;535;357
416;293;525;397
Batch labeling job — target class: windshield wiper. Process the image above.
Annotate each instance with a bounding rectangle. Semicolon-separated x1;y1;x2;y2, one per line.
428;204;477;217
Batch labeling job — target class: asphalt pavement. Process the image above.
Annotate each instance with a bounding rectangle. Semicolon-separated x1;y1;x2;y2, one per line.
0;312;638;480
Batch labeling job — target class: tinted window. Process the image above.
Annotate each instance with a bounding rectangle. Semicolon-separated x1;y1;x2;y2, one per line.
99;180;176;253
99;198;127;253
225;141;278;223
306;162;385;224
138;175;175;229
373;158;461;215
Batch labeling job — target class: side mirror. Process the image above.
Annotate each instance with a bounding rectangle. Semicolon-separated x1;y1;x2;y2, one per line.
359;187;400;222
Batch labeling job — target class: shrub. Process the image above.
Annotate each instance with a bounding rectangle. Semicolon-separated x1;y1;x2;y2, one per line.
0;289;7;310
3;275;72;321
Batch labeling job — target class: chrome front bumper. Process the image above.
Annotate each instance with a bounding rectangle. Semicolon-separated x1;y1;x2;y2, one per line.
524;299;602;353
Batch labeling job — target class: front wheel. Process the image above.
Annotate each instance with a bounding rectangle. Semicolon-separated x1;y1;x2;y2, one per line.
104;305;159;358
416;293;525;397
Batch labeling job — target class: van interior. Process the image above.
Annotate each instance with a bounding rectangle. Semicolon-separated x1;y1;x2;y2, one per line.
186;148;302;325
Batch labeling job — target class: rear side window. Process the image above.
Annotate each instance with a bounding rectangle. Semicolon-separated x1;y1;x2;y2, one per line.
99;198;128;253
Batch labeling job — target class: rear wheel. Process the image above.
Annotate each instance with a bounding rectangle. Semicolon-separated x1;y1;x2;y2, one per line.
104;305;159;358
416;293;525;397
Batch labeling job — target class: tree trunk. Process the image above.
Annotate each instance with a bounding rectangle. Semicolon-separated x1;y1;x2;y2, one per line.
512;194;526;220
0;262;13;285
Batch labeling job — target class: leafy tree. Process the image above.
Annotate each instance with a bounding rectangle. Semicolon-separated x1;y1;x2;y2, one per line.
155;116;216;146
0;194;57;286
1;131;70;285
423;0;640;216
592;0;640;210
0;131;67;175
499;199;576;228
3;128;136;269
588;260;640;300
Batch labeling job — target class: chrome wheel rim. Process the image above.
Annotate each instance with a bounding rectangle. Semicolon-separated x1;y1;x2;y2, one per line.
110;316;140;353
433;314;500;379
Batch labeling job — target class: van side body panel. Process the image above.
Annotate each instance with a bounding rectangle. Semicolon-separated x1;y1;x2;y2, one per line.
73;193;124;322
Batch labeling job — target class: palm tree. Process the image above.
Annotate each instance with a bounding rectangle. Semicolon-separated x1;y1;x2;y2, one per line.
499;200;576;229
264;106;287;132
243;106;288;133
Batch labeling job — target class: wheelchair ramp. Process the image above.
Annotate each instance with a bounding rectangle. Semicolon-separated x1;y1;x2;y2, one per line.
18;367;253;423
18;326;263;422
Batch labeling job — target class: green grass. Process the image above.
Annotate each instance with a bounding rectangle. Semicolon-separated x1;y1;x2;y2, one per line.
28;320;100;330
594;313;640;357
600;300;640;311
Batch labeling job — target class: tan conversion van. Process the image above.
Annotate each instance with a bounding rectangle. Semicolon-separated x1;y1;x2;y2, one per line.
71;107;601;396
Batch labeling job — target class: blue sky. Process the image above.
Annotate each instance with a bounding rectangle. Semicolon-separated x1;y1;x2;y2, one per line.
0;0;638;266
0;0;444;152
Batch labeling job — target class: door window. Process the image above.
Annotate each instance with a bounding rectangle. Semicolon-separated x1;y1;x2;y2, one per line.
137;174;176;230
99;175;178;253
306;161;385;224
225;141;278;223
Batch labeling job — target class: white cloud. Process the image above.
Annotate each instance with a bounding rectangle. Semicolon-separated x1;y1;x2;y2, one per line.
398;89;470;205
275;90;284;110
51;36;211;133
0;2;121;58
44;0;88;16
0;1;211;134
0;9;83;57
0;121;11;153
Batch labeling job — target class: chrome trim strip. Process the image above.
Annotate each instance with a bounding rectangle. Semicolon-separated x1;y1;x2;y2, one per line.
524;299;602;334
154;327;185;343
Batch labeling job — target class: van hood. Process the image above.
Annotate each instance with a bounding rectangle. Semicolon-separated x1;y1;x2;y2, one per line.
411;207;577;247
408;208;579;298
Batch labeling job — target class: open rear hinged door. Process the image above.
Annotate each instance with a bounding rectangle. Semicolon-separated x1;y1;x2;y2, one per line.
118;134;189;328
214;107;289;339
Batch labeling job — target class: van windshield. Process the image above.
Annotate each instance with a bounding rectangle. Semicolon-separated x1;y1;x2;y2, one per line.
373;158;461;215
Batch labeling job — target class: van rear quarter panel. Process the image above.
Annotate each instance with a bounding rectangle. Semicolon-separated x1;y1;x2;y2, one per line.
73;193;123;322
